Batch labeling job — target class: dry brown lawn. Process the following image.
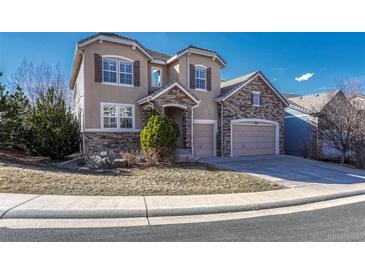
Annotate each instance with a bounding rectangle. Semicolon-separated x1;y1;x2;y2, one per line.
0;161;284;196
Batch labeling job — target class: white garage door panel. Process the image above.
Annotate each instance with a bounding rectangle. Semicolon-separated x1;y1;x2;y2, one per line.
232;124;276;156
194;124;214;157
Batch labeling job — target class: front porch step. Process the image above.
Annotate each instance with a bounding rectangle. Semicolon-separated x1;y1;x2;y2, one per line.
176;148;192;154
175;148;197;162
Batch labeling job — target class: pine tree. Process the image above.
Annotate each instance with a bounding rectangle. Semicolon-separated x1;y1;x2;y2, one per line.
28;88;80;159
0;73;31;150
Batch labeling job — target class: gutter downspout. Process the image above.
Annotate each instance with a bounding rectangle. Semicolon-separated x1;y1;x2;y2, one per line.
191;101;201;157
218;101;224;158
147;97;154;110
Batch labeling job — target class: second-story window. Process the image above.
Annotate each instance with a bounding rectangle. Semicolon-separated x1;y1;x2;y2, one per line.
102;58;133;86
120;61;133;85
151;67;162;87
103;59;117;83
195;66;206;90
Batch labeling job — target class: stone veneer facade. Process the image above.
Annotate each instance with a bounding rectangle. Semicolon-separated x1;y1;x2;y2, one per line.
218;76;286;157
140;86;197;149
84;86;198;159
84;132;140;159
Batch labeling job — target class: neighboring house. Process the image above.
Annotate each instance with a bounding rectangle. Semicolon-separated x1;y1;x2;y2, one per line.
352;94;365;111
69;33;289;159
284;90;346;159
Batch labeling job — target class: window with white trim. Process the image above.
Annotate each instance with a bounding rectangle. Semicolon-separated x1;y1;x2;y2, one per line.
103;59;117;83
102;58;133;86
151;67;162;87
195;66;206;90
102;103;134;129
120;61;133;85
103;105;117;128
252;92;261;107
119;105;133;128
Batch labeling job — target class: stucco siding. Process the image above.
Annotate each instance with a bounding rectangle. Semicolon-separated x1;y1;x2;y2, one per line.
82;41;149;129
148;63;168;90
177;53;222;120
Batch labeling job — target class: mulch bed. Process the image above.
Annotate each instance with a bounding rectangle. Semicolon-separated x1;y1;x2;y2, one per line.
0;148;50;165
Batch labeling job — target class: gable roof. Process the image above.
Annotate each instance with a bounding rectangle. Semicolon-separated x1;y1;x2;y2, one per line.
69;33;226;89
136;81;200;105
288;91;340;113
77;32;154;60
215;70;289;106
167;45;226;67
145;48;172;62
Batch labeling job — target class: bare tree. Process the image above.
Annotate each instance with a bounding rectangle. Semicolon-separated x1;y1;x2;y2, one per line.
10;59;71;106
315;79;364;164
348;81;365;168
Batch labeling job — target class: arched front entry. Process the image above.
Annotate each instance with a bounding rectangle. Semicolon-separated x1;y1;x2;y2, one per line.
230;118;280;157
163;104;187;148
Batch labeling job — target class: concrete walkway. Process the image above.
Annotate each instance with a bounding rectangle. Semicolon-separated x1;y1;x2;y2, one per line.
1;182;365;219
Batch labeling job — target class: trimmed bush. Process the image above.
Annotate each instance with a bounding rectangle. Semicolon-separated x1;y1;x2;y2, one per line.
140;111;179;162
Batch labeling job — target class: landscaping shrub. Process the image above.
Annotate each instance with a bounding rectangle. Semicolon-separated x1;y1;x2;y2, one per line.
140;111;180;163
0;73;31;151
27;88;80;160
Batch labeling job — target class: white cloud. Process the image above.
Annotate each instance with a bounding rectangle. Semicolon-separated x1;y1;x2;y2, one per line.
295;73;314;82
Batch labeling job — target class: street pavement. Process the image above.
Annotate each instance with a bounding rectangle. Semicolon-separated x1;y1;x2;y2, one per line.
1;200;365;241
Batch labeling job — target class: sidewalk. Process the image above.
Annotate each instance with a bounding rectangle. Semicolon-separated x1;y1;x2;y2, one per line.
1;183;365;219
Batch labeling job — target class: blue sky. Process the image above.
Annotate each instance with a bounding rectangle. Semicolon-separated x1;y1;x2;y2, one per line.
0;32;364;95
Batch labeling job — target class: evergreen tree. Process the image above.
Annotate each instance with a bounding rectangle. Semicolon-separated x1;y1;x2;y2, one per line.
140;111;180;161
28;88;80;159
0;73;31;150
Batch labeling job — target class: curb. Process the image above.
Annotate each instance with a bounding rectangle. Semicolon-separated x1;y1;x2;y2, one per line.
2;189;365;219
148;189;365;217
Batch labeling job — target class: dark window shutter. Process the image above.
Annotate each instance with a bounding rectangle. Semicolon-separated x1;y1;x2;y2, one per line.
133;60;140;87
189;64;195;89
206;67;212;91
251;93;254;105
94;54;102;82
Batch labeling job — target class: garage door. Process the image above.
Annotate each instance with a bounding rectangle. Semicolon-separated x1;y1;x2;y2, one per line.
193;124;214;157
232;124;276;156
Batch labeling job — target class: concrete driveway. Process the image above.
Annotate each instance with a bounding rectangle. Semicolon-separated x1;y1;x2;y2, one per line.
202;155;365;186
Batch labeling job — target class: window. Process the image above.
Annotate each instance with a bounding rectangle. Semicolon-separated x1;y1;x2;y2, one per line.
103;105;117;128
119;105;133;128
252;92;261;107
102;103;134;129
120;61;133;85
151;67;162;87
103;59;117;83
195;66;206;90
102;58;133;86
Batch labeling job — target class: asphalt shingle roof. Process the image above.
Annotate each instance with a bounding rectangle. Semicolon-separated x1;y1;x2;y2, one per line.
176;45;226;64
288;91;339;113
145;48;172;62
78;33;224;64
217;71;260;99
138;81;199;103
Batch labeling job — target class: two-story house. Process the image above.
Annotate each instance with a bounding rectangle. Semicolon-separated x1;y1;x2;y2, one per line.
69;33;289;159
